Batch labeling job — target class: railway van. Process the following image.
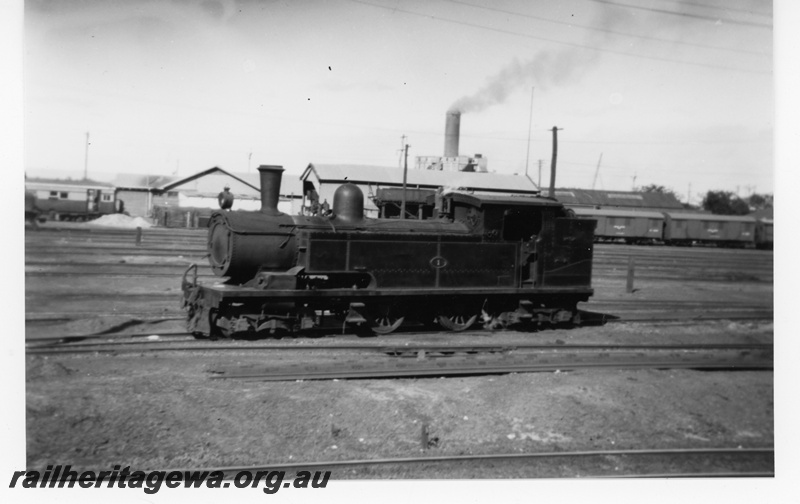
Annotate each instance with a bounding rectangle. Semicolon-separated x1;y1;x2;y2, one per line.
26;180;119;222
662;212;756;247
571;207;664;244
755;218;773;250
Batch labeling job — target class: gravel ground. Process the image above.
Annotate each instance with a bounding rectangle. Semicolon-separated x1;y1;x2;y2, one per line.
25;320;774;478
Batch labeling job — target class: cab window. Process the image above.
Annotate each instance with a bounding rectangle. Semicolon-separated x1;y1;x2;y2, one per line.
503;209;543;241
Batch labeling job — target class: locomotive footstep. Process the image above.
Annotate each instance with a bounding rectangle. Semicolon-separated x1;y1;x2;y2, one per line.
370;315;405;335
437;314;477;332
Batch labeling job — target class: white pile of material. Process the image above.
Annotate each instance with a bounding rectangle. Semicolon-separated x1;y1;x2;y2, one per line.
87;214;153;229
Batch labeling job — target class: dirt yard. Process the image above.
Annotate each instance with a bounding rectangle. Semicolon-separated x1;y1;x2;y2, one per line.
24;321;774;478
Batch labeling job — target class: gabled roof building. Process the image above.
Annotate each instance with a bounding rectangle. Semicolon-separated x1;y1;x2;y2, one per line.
300;163;540;217
555;188;685;211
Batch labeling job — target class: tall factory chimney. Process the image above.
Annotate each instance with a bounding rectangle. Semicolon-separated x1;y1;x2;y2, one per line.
444;111;461;157
257;165;284;215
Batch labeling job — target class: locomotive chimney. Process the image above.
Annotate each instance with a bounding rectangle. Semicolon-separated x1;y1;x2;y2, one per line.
257;165;284;215
444;110;460;157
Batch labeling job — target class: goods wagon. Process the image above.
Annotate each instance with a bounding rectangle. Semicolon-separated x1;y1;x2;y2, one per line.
663;212;756;247
755;218;773;250
570;207;664;244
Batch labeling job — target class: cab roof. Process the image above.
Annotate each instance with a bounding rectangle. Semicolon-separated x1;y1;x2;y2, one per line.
448;192;563;208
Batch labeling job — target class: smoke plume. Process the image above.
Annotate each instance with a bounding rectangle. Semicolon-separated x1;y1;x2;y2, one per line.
448;48;596;114
448;3;641;114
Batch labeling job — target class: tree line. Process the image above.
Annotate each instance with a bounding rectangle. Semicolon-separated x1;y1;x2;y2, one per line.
637;184;772;215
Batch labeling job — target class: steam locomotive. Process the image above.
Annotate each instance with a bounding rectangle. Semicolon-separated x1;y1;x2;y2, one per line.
181;165;596;337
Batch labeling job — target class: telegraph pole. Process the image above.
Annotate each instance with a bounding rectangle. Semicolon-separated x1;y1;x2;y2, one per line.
548;127;562;199
397;135;407;169
401;144;409;219
538;159;542;188
84;132;90;180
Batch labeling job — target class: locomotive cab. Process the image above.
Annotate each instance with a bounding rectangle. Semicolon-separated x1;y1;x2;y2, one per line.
444;192;594;288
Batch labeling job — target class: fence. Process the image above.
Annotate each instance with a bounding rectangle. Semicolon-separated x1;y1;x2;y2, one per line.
151;206;215;228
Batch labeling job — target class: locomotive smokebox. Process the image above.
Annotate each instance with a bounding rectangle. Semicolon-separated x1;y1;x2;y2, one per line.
444;110;460;157
258;165;284;215
206;164;296;279
332;183;364;222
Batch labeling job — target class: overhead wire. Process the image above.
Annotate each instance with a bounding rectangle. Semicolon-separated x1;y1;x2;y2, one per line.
585;0;772;28
655;0;772;17
442;0;769;56
347;0;771;75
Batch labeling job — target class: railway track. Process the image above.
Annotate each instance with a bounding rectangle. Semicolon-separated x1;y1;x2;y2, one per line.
207;349;772;381
23;306;774;331
155;447;774;478
26;334;772;380
24;289;773;308
25;335;773;353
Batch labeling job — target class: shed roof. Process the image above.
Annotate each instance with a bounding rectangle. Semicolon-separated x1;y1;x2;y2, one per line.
556;188;684;209
26;177;114;189
156;166;304;197
375;188;436;204
112;173;178;189
450;192;562;208
301;163;539;194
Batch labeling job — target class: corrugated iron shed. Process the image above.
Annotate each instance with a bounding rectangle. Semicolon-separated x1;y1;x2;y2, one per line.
301;163;540;194
154;166;304;197
26;177;114;188
112;173;178;189
450;193;562;208
374;188;435;204
555;188;684;210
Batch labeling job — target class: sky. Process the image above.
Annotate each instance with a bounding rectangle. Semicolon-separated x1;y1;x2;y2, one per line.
21;0;776;203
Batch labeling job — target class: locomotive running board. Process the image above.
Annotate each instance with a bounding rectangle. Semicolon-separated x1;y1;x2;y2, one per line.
197;284;593;301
